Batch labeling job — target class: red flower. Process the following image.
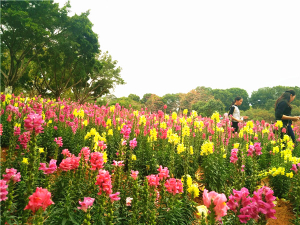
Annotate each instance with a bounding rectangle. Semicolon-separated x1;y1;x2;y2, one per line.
24;187;54;213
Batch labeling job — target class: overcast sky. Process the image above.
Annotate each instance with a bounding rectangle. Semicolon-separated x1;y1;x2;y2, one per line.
55;0;300;99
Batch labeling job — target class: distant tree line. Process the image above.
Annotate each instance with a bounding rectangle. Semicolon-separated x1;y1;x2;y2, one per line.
100;86;300;123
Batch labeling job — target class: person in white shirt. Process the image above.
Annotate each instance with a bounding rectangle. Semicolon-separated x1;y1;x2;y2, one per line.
228;97;248;132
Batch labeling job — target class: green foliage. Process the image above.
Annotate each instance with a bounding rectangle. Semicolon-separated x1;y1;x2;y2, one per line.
249;86;300;110
161;93;180;113
243;107;275;123
192;99;225;117
108;97;142;110
1;0;69;90
128;94;140;102
141;93;152;104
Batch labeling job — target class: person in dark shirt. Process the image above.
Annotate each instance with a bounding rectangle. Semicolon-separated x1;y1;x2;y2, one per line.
228;96;248;132
275;90;300;143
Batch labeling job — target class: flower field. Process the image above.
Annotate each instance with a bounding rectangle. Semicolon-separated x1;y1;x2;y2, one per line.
1;93;300;225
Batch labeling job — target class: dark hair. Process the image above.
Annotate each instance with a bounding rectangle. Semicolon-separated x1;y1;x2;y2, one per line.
274;90;295;110
232;96;242;105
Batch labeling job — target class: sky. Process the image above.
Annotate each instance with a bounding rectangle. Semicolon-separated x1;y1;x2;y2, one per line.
55;0;300;99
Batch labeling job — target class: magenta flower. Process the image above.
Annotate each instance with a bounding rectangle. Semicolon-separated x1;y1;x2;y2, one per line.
230;148;238;164
95;169;112;195
78;197;95;212
54;137;63;147
2;168;21;183
24;113;45;134
0;124;2;136
109;192;121;203
254;142;262;156
131;170;139;180
13;126;21;136
120;125;131;139
129;138;137;149
290;164;298;173
227;188;251;213
39;159;57;175
18;131;31;149
247;145;255;157
0;179;8;202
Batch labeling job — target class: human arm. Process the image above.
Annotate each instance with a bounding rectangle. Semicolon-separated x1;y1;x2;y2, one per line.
281;115;300;121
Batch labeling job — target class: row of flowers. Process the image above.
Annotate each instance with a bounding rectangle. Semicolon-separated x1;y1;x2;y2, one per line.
1;93;300;224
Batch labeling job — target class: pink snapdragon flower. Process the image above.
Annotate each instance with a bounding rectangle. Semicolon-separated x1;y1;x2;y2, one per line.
24;113;45;134
165;178;183;195
62;149;72;157
131;170;139;180
78;197;95;212
90;152;104;170
203;189;229;221
291;164;298;173
54;137;63;147
98;141;107;151
0;124;2;136
291;164;300;173
120;125;131;139
227;188;251;213
146;175;160;188
0;180;8;202
230;148;238;163
2;168;21;183
129;138;137;149
247;145;255;157
95;169;112;195
112;160;124;167
157;165;170;180
236;186;276;223
59;158;73;171
109;192;121;203
254;142;262;155
39;159;57;174
24;187;54;213
18;131;31;149
13;126;21;136
78;147;90;162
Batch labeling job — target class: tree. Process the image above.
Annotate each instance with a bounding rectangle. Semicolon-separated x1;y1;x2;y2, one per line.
145;94;164;112
161;93;180;113
32;11;100;100
192;99;225;117
1;0;68;91
211;89;232;112
72;52;125;104
128;94;140;102
179;88;214;113
226;88;250;111
141;93;153;104
250;86;300;110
